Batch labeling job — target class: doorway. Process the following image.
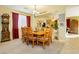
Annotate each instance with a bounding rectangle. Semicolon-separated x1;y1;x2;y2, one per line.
66;18;78;34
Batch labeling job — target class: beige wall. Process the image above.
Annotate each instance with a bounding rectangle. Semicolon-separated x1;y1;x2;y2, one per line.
33;12;66;41
35;13;52;27
31;14;49;31
0;6;32;41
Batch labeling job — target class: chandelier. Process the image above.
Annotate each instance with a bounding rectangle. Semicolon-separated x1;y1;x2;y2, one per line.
32;5;39;17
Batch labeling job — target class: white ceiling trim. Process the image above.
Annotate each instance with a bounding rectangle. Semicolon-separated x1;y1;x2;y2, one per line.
4;5;33;14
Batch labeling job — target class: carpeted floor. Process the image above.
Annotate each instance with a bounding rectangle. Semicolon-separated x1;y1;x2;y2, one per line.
0;39;64;54
61;38;79;54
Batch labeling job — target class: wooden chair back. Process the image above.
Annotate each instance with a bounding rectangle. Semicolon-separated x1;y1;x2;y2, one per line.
44;28;52;43
21;27;29;43
44;31;50;39
26;27;34;38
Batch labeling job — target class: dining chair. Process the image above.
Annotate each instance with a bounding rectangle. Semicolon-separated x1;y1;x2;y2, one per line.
27;27;37;48
37;31;51;49
44;28;52;43
47;28;52;43
21;27;29;45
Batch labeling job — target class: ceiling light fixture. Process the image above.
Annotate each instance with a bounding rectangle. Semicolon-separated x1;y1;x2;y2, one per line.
33;5;40;17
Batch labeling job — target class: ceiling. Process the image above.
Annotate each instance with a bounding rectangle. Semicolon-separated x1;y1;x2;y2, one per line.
4;5;72;15
25;5;67;15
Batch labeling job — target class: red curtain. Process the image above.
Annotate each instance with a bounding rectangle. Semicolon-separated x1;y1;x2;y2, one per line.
66;19;70;28
27;16;30;27
12;12;19;39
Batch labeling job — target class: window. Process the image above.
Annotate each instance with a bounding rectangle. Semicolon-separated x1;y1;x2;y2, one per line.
18;14;27;28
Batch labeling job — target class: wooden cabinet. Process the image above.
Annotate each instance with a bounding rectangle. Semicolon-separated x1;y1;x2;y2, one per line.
1;14;10;42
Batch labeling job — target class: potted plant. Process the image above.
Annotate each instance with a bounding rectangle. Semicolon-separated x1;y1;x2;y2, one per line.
51;20;58;40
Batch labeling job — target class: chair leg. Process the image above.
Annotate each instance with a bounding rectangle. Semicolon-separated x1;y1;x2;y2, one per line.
48;41;50;46
51;40;52;43
23;39;25;43
27;40;29;45
22;38;25;43
50;38;52;43
43;42;45;49
37;40;38;45
51;39;53;43
26;39;29;45
32;40;34;48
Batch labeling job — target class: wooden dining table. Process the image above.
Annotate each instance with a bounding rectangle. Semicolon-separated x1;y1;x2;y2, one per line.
33;31;45;37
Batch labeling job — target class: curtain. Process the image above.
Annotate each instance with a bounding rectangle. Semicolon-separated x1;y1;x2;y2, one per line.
12;12;19;39
12;13;31;39
66;19;70;28
27;16;30;27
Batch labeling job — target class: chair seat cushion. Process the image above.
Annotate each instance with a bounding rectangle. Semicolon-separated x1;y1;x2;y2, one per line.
45;38;49;40
28;37;37;40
